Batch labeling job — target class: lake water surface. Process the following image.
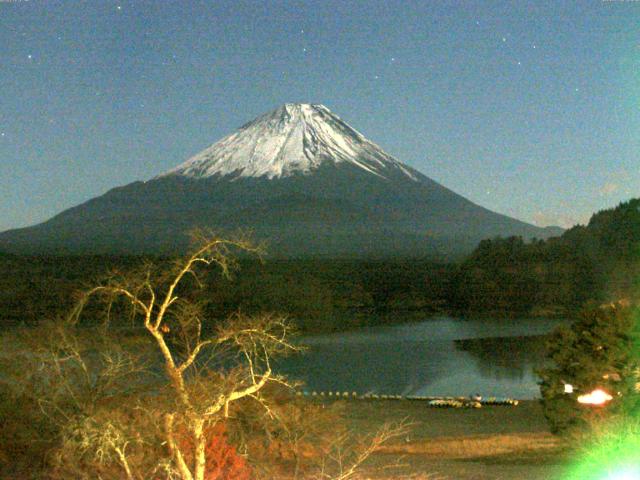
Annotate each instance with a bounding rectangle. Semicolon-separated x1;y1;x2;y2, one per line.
276;316;567;399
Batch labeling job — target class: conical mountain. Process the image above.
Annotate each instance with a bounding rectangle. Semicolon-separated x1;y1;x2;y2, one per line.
0;104;561;257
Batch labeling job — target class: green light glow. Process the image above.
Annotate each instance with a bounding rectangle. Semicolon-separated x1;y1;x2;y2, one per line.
560;303;640;480
562;412;640;479
608;467;640;480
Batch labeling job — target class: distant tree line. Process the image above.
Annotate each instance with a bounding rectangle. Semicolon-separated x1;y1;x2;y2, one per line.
0;253;455;332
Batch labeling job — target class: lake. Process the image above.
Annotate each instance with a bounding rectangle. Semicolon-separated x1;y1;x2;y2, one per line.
276;316;567;399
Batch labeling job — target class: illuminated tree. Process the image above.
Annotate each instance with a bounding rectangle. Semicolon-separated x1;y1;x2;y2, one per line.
62;232;298;480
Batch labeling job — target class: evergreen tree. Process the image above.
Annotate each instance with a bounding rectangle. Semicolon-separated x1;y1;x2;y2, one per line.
538;303;640;435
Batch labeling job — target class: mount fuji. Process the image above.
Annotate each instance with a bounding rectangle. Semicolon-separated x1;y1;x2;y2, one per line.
0;104;561;257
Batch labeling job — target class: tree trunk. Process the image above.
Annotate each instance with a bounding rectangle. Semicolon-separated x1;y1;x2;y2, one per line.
165;413;194;480
193;418;206;480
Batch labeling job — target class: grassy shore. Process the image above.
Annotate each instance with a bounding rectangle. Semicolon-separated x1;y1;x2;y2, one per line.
328;399;569;479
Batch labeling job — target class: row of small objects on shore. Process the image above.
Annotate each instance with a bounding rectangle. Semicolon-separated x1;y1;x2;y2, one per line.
295;391;519;408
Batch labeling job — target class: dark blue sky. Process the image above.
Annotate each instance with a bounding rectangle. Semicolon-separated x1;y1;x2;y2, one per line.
1;0;638;231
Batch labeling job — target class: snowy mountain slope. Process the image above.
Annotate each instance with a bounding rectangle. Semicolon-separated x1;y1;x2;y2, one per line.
0;104;562;257
160;103;418;181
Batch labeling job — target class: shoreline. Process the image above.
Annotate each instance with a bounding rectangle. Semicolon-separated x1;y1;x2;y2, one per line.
337;399;568;479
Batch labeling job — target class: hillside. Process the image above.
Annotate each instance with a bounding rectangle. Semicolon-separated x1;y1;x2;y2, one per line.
451;198;640;315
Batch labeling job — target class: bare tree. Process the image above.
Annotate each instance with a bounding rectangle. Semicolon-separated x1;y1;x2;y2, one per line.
0;317;155;479
66;232;299;480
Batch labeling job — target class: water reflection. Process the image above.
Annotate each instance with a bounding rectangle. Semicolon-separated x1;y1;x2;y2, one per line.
276;317;564;399
454;335;549;381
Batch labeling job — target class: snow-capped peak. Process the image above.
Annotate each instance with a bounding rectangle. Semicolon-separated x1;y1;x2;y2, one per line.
159;103;418;181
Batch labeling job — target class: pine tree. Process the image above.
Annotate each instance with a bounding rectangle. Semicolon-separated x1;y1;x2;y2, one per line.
538;303;640;435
